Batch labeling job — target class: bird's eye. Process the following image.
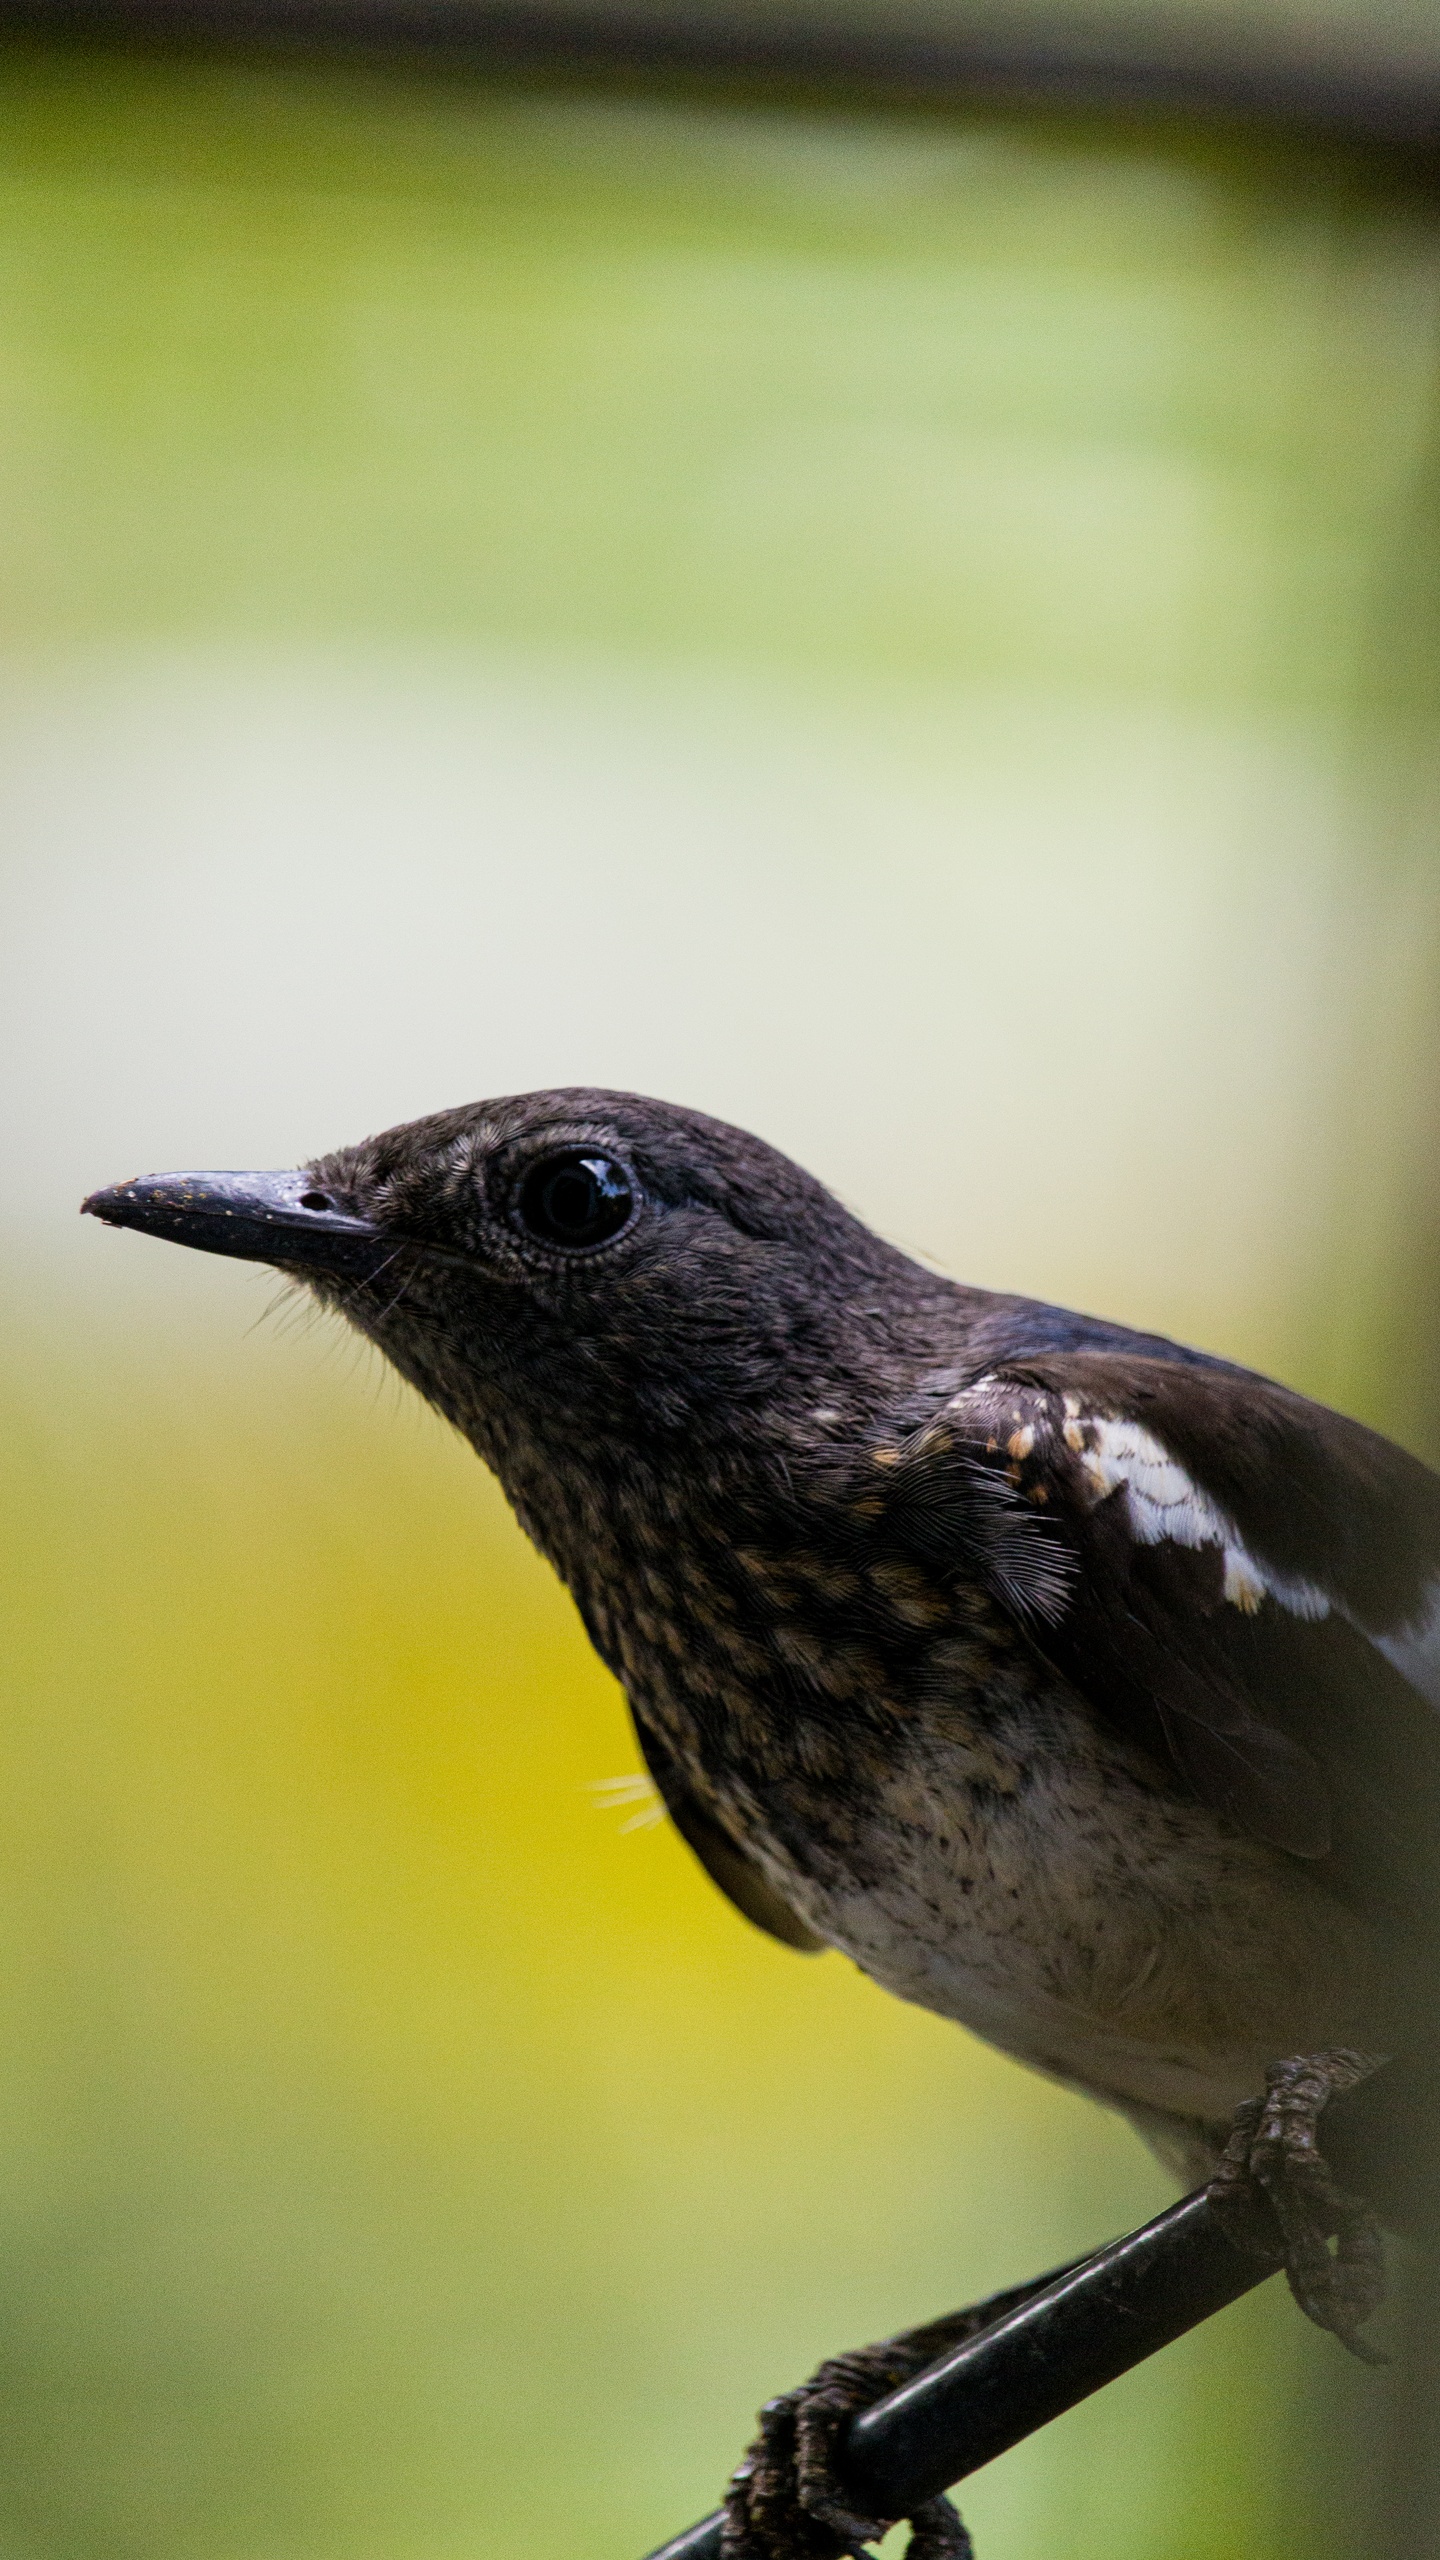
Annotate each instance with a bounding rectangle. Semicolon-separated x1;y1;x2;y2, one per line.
515;1151;635;1251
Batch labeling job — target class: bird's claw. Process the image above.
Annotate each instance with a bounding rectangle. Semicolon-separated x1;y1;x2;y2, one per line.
1208;2048;1387;2360
721;2385;883;2558
720;2321;980;2559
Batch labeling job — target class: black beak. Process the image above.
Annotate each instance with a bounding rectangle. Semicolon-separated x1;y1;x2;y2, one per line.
81;1168;394;1279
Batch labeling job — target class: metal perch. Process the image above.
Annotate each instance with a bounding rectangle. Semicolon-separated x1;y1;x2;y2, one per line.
643;2064;1408;2560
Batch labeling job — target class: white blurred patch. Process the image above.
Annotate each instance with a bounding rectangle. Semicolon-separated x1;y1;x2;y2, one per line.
0;644;1421;1372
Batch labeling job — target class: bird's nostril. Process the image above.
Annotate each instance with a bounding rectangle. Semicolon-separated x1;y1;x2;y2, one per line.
298;1190;332;1212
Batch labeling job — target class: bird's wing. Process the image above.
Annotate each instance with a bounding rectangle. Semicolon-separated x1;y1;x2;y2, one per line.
628;1710;825;1951
885;1350;1440;1917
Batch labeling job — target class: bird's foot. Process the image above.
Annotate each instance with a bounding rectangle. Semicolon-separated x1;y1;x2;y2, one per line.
1208;2048;1387;2360
720;2328;968;2560
719;2280;1045;2559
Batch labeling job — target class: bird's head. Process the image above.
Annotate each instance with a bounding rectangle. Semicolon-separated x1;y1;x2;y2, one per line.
83;1091;931;1497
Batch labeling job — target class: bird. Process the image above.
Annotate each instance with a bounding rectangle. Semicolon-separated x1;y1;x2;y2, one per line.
83;1089;1440;2559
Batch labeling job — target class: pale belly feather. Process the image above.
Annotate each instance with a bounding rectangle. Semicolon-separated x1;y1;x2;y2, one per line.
752;1708;1392;2141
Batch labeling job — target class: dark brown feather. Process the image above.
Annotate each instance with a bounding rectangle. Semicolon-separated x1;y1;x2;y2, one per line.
632;1712;825;1952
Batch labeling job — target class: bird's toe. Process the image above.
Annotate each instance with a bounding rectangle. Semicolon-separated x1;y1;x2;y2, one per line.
1208;2049;1387;2359
719;2329;976;2559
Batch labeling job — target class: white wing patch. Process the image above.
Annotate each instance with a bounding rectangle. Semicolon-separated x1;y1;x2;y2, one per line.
957;1376;1440;1710
1075;1411;1440;1702
1373;1579;1440;1708
1063;1405;1332;1624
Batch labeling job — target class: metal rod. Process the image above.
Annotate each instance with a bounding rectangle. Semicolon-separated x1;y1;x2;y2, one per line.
6;0;1439;153
641;2186;1277;2560
642;2047;1420;2560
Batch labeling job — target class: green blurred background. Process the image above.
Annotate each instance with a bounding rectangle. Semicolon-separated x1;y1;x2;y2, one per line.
2;38;1438;2558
